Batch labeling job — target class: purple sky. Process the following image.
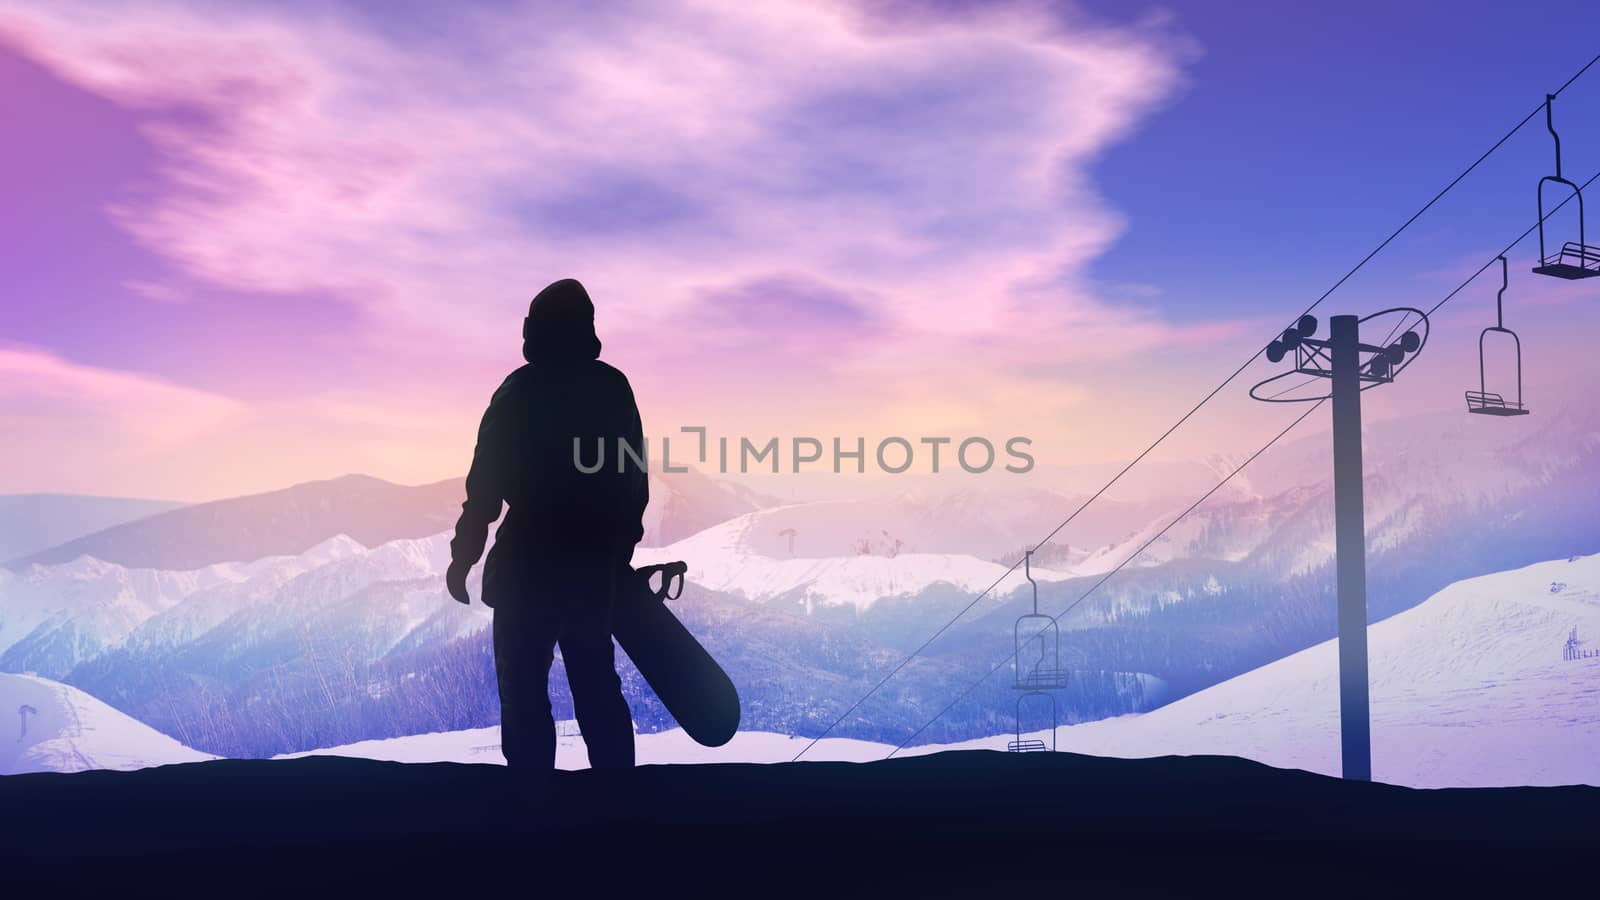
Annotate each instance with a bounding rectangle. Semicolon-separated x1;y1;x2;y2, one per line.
2;0;1598;501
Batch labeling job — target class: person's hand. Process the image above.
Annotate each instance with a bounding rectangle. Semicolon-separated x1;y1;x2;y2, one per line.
446;560;472;605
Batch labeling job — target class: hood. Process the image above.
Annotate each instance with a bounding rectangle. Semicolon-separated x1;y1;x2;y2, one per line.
523;278;602;364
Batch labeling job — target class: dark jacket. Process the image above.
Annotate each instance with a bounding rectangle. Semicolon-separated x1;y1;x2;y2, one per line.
450;359;648;608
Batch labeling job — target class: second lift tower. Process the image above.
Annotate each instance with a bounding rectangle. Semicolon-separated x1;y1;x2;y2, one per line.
1251;310;1429;782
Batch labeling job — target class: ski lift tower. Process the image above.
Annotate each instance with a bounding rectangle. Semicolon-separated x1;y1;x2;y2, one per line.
1250;310;1429;781
1009;550;1069;752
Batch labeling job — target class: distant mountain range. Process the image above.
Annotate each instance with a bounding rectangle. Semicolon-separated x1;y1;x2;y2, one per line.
2;391;1597;761
16;553;1596;789
0;494;183;564
6;468;775;573
6;475;463;571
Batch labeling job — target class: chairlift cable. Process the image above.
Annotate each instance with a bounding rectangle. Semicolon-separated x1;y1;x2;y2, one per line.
1376;165;1600;350
886;400;1325;757
789;51;1600;761
881;162;1600;755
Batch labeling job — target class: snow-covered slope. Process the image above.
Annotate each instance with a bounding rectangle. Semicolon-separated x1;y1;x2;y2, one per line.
0;673;214;774
1052;554;1600;787
635;507;1077;613
288;555;1600;788
674;486;1163;562
7;490;1068;680
113;535;372;655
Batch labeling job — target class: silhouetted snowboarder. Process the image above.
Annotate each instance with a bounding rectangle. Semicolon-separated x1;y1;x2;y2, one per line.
447;278;647;771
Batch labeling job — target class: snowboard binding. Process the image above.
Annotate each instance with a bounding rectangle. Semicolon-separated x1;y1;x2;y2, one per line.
636;560;687;603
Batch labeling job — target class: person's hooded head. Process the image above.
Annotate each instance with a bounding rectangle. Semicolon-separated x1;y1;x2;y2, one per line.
523;278;602;365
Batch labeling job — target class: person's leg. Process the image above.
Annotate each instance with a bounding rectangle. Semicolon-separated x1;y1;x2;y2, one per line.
560;567;635;770
493;601;561;771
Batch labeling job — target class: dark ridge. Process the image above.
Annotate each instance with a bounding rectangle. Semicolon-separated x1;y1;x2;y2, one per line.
0;493;183;562
5;475;464;571
4;468;769;572
2;751;1594;894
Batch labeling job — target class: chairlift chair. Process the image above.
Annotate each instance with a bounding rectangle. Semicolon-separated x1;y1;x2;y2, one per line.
1007;691;1056;753
1466;256;1531;417
1007;551;1067;752
1533;94;1600;279
1013;552;1068;691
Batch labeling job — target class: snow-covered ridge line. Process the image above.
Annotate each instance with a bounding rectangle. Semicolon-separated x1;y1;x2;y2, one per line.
0;534;372;659
636;507;1080;613
1;495;1089;662
10;553;1598;787
283;553;1600;789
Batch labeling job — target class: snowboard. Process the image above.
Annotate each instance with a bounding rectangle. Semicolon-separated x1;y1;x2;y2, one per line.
613;561;741;747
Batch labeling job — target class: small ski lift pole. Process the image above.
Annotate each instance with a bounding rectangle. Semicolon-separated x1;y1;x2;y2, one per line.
1466;256;1531;416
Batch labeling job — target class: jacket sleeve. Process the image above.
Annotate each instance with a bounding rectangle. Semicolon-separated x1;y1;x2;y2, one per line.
450;378;515;567
619;374;649;549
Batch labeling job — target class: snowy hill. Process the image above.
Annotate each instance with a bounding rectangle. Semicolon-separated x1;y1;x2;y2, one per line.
1051;554;1600;787
0;673;213;774
289;555;1600;789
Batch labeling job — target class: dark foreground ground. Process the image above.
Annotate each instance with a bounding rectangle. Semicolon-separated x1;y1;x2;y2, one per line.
2;751;1596;897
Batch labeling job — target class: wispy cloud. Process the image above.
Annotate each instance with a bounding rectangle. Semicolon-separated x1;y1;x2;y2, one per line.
0;346;247;493
0;0;1221;491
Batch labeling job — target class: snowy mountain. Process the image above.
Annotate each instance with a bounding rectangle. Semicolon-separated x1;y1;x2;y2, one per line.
0;672;214;774
680;486;1167;563
636;507;1079;614
3;388;1597;760
9;469;770;573
8;474;464;572
1045;384;1600;582
0;535;371;677
6;518;1157;758
292;554;1600;788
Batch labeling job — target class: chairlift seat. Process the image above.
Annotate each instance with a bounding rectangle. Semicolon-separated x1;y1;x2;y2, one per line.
1007;739;1049;753
1466;391;1529;416
1013;668;1070;690
1533;242;1600;279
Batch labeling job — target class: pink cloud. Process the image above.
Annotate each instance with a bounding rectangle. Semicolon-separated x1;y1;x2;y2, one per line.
0;345;248;495
0;2;1192;326
0;1;1242;490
